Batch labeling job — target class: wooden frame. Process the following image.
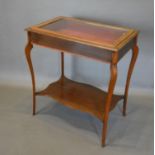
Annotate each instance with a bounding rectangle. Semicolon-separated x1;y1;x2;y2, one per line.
25;16;139;146
26;16;138;51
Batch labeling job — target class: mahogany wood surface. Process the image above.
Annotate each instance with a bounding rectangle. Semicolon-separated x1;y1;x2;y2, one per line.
25;16;139;146
41;19;128;46
102;53;118;146
123;44;139;116
27;16;138;51
36;77;123;121
30;32;113;63
25;35;36;115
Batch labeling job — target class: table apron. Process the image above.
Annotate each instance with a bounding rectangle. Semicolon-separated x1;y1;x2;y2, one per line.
118;37;136;61
29;32;114;63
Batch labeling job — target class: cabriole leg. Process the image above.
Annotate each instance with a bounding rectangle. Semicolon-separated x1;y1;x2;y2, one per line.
102;57;118;146
25;35;36;115
123;45;139;116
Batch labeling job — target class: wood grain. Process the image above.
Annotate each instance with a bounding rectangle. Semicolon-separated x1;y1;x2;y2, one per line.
25;16;139;146
35;77;123;121
27;16;138;51
25;33;36;115
123;44;139;116
30;32;113;63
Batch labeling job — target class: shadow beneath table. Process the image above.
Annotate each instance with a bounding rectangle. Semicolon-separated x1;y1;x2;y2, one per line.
37;100;104;136
36;100;125;138
35;97;154;150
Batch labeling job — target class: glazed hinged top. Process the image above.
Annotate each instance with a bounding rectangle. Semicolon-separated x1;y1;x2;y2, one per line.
26;16;138;51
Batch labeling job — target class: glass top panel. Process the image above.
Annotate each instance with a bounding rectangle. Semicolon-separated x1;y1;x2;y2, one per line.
40;18;128;46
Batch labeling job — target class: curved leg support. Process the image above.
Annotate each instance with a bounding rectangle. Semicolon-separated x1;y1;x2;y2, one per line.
102;60;118;146
123;45;139;116
25;39;36;115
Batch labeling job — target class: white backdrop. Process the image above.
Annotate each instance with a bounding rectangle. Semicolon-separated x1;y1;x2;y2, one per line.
0;0;153;94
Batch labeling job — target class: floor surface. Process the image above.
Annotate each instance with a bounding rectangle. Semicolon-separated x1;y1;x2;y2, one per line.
0;85;153;155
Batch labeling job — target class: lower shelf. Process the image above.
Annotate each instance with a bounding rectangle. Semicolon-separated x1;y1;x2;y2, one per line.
36;77;123;120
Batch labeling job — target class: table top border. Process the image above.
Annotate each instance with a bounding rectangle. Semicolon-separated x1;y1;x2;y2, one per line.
26;16;138;51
